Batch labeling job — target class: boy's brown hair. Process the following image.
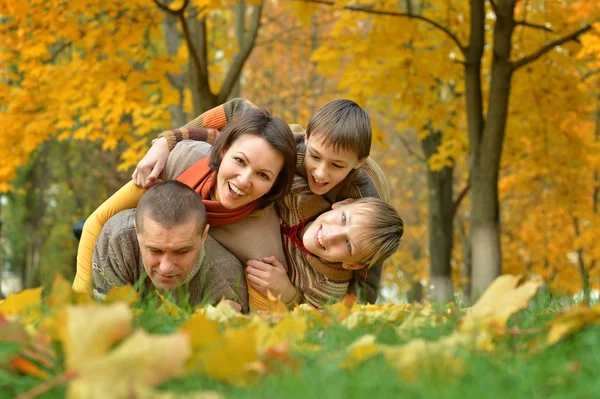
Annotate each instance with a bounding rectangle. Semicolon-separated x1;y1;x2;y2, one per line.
351;198;404;269
306;99;372;160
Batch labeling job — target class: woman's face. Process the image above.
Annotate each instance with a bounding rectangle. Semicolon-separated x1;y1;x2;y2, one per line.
216;134;284;209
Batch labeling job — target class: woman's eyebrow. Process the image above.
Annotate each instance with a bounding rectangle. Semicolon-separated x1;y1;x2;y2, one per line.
236;151;275;177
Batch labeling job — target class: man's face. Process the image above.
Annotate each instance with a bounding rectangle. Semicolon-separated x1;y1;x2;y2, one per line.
302;201;368;270
136;215;208;290
304;134;365;195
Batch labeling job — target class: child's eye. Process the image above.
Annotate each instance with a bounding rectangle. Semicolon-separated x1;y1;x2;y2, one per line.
341;214;346;225
347;241;352;253
333;164;345;169
310;153;320;160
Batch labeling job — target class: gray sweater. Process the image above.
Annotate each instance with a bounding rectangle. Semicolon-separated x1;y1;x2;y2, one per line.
92;209;249;312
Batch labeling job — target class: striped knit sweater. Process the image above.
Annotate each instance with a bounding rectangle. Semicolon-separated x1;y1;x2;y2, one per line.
160;98;391;305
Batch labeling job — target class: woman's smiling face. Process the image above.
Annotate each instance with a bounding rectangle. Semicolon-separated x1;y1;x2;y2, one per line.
215;133;284;209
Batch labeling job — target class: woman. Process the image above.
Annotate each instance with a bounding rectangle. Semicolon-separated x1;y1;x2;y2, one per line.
72;108;296;295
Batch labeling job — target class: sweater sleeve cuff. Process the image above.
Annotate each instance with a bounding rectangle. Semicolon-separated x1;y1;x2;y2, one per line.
285;287;302;310
158;131;178;151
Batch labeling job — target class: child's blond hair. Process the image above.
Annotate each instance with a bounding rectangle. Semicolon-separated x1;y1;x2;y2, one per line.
350;198;404;269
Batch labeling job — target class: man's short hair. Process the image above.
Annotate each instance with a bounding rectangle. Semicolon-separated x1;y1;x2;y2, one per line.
135;181;207;234
306;99;372;160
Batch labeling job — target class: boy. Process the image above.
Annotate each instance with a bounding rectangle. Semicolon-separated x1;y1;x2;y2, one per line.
134;98;392;304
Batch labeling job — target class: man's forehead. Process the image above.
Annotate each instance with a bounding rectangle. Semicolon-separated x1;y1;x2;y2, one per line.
139;217;199;245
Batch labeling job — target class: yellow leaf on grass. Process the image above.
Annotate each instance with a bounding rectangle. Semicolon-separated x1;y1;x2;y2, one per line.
253;315;308;353
202;300;247;323
0;287;43;316
190;324;258;386
462;274;542;332
339;334;380;370
68;329;191;399
45;275;73;308
342;303;411;329
380;333;469;382
105;285;138;305
179;311;221;351
63;303;132;369
546;304;600;347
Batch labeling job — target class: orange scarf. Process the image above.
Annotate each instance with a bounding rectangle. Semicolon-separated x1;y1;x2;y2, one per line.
176;157;258;226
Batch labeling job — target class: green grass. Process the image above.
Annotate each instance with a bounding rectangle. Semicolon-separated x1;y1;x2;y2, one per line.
3;292;600;399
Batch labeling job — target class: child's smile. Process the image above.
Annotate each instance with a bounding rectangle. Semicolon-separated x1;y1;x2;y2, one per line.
304;135;364;195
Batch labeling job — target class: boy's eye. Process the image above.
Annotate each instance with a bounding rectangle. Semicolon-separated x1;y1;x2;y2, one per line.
341;214;346;225
333;164;345;169
310;153;320;160
347;241;352;253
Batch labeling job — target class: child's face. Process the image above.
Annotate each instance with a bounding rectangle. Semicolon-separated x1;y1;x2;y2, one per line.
302;201;368;270
304;134;365;195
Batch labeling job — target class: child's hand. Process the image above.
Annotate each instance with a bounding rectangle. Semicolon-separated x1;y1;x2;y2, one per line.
246;256;296;303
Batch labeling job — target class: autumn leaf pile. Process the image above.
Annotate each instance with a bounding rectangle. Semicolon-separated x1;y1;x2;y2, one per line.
2;275;600;398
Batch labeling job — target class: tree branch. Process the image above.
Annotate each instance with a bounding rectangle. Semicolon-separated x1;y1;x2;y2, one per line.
512;24;592;71
488;0;499;15
514;20;553;33
295;0;465;55
176;8;208;85
399;134;426;162
218;3;264;103
152;0;189;16
452;180;470;218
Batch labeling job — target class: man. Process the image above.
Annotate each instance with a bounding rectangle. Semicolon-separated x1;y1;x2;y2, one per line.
92;180;248;312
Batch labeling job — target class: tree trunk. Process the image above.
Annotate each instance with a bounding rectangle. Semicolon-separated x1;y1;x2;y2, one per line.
457;216;472;300
230;1;247;99
421;130;454;301
164;10;187;127
23;142;51;288
469;0;515;296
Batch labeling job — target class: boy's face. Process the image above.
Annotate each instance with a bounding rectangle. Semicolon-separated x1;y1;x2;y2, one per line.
304;134;366;195
302;201;368;270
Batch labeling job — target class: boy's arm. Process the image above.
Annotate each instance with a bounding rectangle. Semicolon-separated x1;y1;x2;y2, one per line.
72;182;146;295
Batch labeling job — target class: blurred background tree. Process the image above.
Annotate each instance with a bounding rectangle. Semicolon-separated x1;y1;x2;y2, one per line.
0;0;598;302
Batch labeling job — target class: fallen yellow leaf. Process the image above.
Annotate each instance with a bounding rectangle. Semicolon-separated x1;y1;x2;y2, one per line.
68;329;191;398
546;304;600;347
0;287;43;316
339;334;380;370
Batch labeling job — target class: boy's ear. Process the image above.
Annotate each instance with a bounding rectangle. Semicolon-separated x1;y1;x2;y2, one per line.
331;198;354;209
353;157;367;170
342;262;363;271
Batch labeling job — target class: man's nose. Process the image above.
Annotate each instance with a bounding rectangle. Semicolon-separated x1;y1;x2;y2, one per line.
159;256;175;274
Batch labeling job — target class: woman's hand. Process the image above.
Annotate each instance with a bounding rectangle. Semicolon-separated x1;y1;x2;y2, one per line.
246;256;296;303
131;137;170;188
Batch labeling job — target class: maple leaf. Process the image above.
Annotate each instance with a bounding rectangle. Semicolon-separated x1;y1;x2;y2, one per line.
188;324;259;386
339;334;380;370
0;287;43;316
62;303;191;398
546;304;600;347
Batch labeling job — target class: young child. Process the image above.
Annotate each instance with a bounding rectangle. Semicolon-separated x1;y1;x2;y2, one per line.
135;98;392;304
258;197;403;309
